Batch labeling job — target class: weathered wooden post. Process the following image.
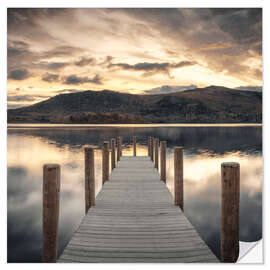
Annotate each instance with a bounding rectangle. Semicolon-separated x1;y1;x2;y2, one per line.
120;136;123;156
221;162;240;263
154;138;159;170
85;148;95;214
117;136;121;162
149;137;152;159
43;164;60;263
133;136;137;156
111;138;116;170
148;136;151;157
174;147;184;210
150;137;154;161
160;141;166;182
102;141;109;184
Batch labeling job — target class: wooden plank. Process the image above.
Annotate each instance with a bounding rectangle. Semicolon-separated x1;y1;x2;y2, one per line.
68;240;207;249
58;156;219;263
62;248;214;258
69;236;206;245
58;253;217;263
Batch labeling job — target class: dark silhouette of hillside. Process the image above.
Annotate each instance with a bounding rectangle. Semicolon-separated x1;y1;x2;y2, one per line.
8;85;262;123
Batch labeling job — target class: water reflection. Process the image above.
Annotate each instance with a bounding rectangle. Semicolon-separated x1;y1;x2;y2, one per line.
7;125;262;262
165;150;262;259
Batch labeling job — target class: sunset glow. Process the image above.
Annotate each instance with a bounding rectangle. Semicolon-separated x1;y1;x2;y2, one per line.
7;8;262;108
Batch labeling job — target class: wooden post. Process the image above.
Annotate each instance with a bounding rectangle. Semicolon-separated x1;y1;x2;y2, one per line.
160;141;166;182
120;136;123;156
111;138;116;170
102;141;109;184
150;137;154;161
149;137;151;160
43;164;60;263
221;162;240;263
154;138;159;170
85;148;95;214
117;136;121;162
174;147;184;210
133;136;136;156
147;136;151;157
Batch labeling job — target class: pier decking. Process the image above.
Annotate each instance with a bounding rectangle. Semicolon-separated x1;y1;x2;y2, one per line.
58;156;219;263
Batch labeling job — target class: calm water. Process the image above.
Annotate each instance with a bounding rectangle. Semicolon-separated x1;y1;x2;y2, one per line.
7;124;262;262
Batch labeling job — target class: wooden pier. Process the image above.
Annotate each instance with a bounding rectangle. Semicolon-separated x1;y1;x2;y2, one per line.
43;137;240;263
57;155;218;263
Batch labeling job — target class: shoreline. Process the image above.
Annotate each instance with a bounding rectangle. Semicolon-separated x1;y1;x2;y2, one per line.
7;123;263;129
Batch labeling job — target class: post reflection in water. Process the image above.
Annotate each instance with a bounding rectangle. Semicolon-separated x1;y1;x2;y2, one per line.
7;125;262;262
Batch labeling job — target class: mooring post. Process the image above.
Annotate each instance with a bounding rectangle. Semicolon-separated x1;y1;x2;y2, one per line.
133;136;137;156
149;137;152;159
111;138;116;170
102;141;109;184
221;162;240;263
120;136;123;156
174;147;184;210
154;138;159;170
43;164;60;263
150;137;154;161
117;136;121;162
148;136;151;157
160;141;166;182
85;148;95;214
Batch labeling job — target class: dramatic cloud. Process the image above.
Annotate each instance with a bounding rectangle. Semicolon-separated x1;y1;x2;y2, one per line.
8;69;31;80
75;57;95;66
42;73;59;82
7;40;77;72
144;85;197;95
42;72;103;85
8;42;80;61
111;8;262;80
215;9;262;49
7;40;30;57
63;74;102;85
54;89;84;94
108;61;196;77
42;62;69;70
7;8;262;108
7;94;50;102
43;46;82;58
100;55;114;66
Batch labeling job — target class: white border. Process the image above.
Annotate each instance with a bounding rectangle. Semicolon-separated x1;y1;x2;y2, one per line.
1;0;265;8
1;0;268;269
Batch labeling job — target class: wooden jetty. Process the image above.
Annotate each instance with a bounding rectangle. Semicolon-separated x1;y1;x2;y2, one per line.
43;136;240;263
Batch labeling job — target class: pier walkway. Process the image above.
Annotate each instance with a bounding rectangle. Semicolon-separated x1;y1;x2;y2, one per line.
58;156;218;263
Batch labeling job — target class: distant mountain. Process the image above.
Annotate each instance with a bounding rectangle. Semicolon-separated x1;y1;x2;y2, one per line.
143;84;197;94
7;85;262;123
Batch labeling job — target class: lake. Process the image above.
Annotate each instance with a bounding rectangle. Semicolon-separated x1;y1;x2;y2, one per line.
7;124;262;262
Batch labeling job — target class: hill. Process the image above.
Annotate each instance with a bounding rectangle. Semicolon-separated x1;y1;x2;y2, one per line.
7;85;262;123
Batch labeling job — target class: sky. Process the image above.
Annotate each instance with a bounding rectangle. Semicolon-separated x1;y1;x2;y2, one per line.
7;8;262;108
